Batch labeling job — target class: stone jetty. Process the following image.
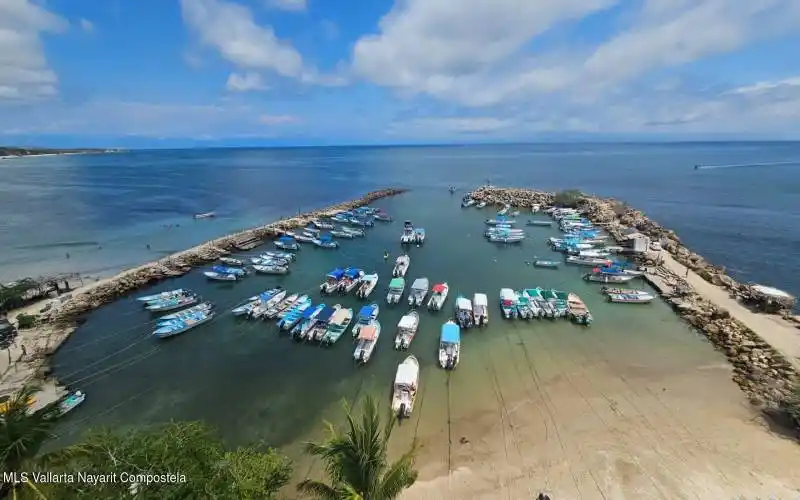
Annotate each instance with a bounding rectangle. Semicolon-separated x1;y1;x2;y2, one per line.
469;186;798;415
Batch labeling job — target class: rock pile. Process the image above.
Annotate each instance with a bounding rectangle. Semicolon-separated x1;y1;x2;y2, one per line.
469;186;554;207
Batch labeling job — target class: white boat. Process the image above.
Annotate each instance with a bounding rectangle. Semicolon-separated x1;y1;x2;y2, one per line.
337;268;364;294
263;251;295;262
476;201;487;208
311;219;335;230
320;268;346;294
407;277;429;307
392;254;410;277
356;273;379;299
583;272;636;283
153;310;215;338
391;355;419;419
394;310;419;350
293;233;316;243
194;212;215;219
353;322;381;364
219;257;244;266
158;302;213;322
253;264;289;275
608;292;655;304
137;288;186;302
461;198;475;207
341;226;365;237
330;230;355;239
276;294;309;320
400;220;415;244
274;236;300;251
454;296;473;328
600;287;651;296
57;390;86;416
488;233;525;244
438;321;460;370
146;292;199;312
427;282;449;311
386;277;406;304
352;303;380;338
263;293;299;320
321;307;354;345
203;271;238;281
248;289;287;319
566;255;611;266
413;228;425;244
499;288;517;319
472;293;488;326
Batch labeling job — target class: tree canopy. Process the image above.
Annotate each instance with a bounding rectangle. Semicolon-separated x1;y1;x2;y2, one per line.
553;189;584;208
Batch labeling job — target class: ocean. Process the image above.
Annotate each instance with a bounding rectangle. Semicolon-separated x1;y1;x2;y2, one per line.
2;143;800;493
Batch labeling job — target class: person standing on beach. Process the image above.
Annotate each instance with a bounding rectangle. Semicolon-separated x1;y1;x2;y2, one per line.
685;267;689;278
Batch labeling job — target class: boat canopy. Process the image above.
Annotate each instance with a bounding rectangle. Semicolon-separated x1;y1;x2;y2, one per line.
279;236;296;243
473;293;488;307
394;360;419;387
432;283;447;293
326;268;345;280
414;228;425;234
358;304;377;319
411;278;429;291
499;288;516;300
398;313;418;330
344;268;362;279
358;324;378;340
330;309;350;324
456;297;472;310
301;305;318;318
320;234;333;242
440;322;460;344
389;277;405;289
316;306;337;322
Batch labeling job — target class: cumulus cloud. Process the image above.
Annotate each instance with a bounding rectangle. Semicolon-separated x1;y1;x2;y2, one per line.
226;72;268;92
79;18;94;33
267;0;307;12
0;0;67;102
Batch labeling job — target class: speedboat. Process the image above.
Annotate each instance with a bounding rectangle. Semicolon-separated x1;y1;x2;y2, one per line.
438;321;460;370
219;257;244;266
137;288;186;302
408;277;429;307
277;297;313;330
472;293;488;326
274;236;300;251
308;304;341;342
291;303;325;338
392;254;410;277
567;293;593;325
351;303;379;338
386;277;405;304
356;274;379;299
427;282;449;311
320;268;345;294
391;355;419;419
321;307;354;345
146;292;199;312
153;310;215;338
454;296;473;328
337;268;364;294
253;264;289;274
394;311;419;350
353;322;381;364
314;234;339;249
413;228;425;244
248;289;287;319
499;288;518;319
57;391;86;416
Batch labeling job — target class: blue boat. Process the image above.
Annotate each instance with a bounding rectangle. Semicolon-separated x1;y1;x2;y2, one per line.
231;288;282;316
307;304;341;342
274;236;300;251
153;310;215;338
137;288;186;302
291;303;325;337
212;265;246;276
438;320;460;369
351;303;379;338
314;234;339;249
158;302;214;323
277;297;313;330
146;292;199;312
320;268;346;294
57;391;86;416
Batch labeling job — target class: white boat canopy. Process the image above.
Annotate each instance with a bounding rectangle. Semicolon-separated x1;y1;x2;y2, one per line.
500;288;516;301
455;297;472;310
411;278;429;291
398;313;418;330
394;362;419;388
473;293;488;307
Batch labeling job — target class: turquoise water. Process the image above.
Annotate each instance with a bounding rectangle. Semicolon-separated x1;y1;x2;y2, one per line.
50;190;718;482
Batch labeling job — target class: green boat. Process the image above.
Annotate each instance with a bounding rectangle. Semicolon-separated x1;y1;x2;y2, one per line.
539;289;569;317
523;288;555;318
321;307;353;346
515;292;536;319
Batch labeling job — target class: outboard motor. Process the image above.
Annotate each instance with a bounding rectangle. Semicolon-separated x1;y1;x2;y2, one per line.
399;403;407;420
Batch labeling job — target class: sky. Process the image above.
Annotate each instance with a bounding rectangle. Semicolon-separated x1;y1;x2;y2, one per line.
0;0;799;147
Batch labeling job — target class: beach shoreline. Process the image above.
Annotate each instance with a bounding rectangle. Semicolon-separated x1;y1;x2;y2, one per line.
0;188;406;407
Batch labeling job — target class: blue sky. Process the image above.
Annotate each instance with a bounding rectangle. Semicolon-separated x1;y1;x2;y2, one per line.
1;0;799;147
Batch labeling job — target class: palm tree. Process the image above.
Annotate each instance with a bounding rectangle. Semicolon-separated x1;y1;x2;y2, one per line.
1;385;60;499
297;395;418;500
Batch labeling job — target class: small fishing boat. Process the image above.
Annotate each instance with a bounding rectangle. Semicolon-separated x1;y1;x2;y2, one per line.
276;294;310;320
489;231;525;244
263;251;295;262
461;198;475;208
311;219;335;230
400;220;415;244
57;390;86;416
455;296;473;328
583;272;636;283
516;291;539;319
413;228;426;244
248;289;287;319
277;297;313;330
304;227;321;239
485;217;516;225
472;293;488;325
309;304;342;342
293;233;316;243
153;310;215;338
540;288;569;317
212;265;247;277
499;288;518;319
356;273;379;299
137;288;186;302
263;293;299;320
194;212;215;219
497;205;509;216
526;219;552;227
274;236;300;251
204;271;238;281
523;288;555;318
321;307;354;345
407;277;429;307
314;234;339;249
330;230;355;239
158;302;213;322
291;303;325;338
341;226;365;237
391;355;419;419
476;201;487;208
607;292;655;304
533;260;560;269
373;211;392;222
253;264;290;275
353;322;381;364
386;277;406;304
146;292;199;312
427;282;449;311
219;257;244;266
394;311;419;350
320;268;346;294
352;303;379;338
232;288;281;316
337;268;364;294
600;287;651;296
438;321;460;370
567;293;593;325
392;254;410;277
566;255;612;266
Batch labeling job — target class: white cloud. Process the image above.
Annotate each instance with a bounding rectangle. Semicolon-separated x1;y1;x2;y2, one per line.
391;117;516;135
267;0;307;12
226;71;268;92
259;114;300;124
0;0;67;102
79;18;94;33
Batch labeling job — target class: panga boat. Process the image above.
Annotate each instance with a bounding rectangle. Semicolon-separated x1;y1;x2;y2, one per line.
394;310;419;350
248;289;287;319
413;228;425;244
607;292;655;304
137;288;186;302
57;391;86;416
515;291;537;319
253;264;289;275
309;304;342;342
566;256;612;266
276;294;310;320
321;307;353;345
153;310;214;338
427;282;449;311
219;257;244;266
583;272;636;283
354;322;381;364
341;226;365;237
263;293;299;320
600;287;651;296
438;321;460;370
314;234;339;249
158;302;213;322
523;288;555;318
292;303;325;338
392;254;410;277
320;268;345;294
391;355;419;419
263;251;295;262
337;268;364;294
472;293;488;326
386;277;406;304
330;230;355;239
146;292;199;312
356;273;379;299
194;212;215;219
526;219;553;227
277;298;313;331
352;303;379;338
311;219;335;230
499;288;517;319
408;277;429;307
204;271;238;281
455;296;473;328
533;260;560;269
274;236;300;251
567;293;593;325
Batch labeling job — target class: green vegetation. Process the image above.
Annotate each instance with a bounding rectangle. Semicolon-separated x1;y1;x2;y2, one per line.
15;314;38;330
785;383;800;427
553;189;584;208
0;280;39;313
297;395;418;499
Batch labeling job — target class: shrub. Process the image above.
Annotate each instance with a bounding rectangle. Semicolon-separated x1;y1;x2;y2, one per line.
553;189;583;208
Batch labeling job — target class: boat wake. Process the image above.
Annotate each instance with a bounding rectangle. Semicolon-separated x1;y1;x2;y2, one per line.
695;160;800;170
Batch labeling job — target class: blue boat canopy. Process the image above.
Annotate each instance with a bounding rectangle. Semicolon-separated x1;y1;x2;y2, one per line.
279;236;296;243
320;234;333;242
327;268;345;279
358;304;376;318
344;268;362;278
301;305;317;318
440;323;461;344
317;306;336;322
212;265;235;274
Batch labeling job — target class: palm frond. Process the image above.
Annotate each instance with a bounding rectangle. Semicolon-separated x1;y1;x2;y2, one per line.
296;479;340;500
375;440;419;499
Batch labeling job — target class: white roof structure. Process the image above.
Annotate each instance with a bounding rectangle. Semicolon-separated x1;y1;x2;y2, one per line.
394;358;419;386
411;278;429;291
473;293;488;307
499;288;515;300
398;313;419;330
456;297;472;310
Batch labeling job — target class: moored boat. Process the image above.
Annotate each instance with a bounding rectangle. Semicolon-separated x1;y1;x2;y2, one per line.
353;322;381;364
146;292;199;312
386;277;406;304
337;268;364;294
607;292;655;304
57;391;86;416
391;355;419;419
263;251;295;262
137;288;186;302
523;288;555;318
485;217;516;225
274;236;300;251
330;230;355;239
455;296;473;328
341;226;365;237
583;272;636;283
158;302;213;322
427;282;449;311
540;288;568;317
438;321;460;370
567;293;593;325
499;288;518;319
392;254;410;277
400;220;414;244
204;271;238;282
476;201;487;208
194;212;215;219
314;234;339;249
472;293;488;325
356;273;379;299
526;219;553;227
153;309;215;338
600;287;651;295
566;255;612;266
394;310;419;350
516;291;538;319
263;293;299;320
291;303;325;338
413;228;426;244
253;264;289;275
321;307;354;345
219;257;244;266
407;277;429;307
320;268;346;294
276;294;310;320
311;219;335;230
277;297;313;330
461;197;475;208
533;260;560;269
309;304;342;342
248;289;287;319
351;303;379;338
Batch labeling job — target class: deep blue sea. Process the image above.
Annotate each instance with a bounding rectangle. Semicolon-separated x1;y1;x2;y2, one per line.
1;143;798;299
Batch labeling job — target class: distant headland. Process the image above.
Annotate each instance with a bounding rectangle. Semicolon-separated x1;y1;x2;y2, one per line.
0;146;123;160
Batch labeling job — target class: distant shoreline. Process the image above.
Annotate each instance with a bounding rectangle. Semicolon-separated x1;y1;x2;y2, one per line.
0;148;123;160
